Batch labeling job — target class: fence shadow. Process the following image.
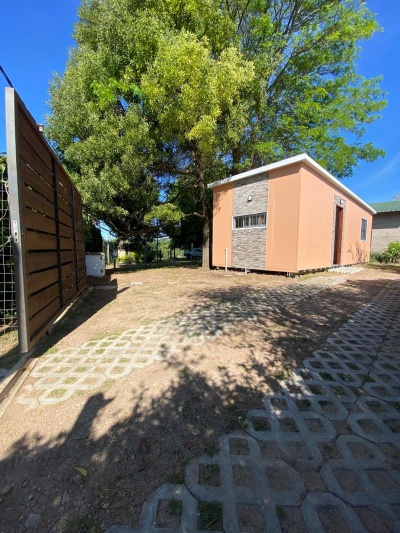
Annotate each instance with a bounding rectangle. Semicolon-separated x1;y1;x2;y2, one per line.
0;280;129;384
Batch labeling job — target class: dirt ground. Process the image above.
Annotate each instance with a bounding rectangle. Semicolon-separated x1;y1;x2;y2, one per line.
0;262;399;532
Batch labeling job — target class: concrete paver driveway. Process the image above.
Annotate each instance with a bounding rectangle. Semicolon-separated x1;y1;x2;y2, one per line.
107;281;400;533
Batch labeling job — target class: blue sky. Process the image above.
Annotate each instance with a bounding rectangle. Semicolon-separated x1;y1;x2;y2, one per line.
0;0;398;204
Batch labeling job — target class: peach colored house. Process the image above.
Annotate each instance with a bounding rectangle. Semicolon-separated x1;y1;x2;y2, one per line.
209;154;375;274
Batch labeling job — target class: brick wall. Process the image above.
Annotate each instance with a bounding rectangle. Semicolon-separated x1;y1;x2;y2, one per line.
231;174;268;270
371;212;400;252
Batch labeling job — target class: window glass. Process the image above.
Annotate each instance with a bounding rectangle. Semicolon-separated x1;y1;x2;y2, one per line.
360;218;367;241
233;212;267;229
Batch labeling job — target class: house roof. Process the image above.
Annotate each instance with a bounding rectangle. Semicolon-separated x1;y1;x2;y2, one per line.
369;200;400;214
208;153;376;215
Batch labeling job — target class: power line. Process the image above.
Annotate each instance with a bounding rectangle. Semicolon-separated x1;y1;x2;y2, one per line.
0;66;13;88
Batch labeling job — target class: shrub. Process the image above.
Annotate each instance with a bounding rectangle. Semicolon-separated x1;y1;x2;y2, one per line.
386;241;400;263
371;242;400;263
118;252;139;264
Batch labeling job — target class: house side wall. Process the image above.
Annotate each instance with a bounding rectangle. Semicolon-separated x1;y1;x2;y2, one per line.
371;212;400;252
342;202;372;265
231;174;268;270
212;183;233;267
297;165;372;270
265;164;302;272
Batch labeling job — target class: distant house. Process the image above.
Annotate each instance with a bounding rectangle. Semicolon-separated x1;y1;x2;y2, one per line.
370;200;400;252
209;154;375;274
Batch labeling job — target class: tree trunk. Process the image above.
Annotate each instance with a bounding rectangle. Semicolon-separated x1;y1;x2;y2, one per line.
202;204;211;269
192;145;211;269
232;143;241;175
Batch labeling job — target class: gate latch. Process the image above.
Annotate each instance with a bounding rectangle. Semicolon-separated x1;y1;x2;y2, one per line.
12;220;19;243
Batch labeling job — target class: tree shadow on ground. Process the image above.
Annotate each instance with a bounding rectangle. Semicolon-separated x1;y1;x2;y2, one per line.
0;275;397;531
367;262;400;275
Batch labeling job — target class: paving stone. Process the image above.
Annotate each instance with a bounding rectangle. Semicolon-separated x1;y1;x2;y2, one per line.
28;279;400;532
302;492;365;533
16;274;347;406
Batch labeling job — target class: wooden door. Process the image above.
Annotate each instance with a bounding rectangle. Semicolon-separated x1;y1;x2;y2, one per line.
333;206;343;265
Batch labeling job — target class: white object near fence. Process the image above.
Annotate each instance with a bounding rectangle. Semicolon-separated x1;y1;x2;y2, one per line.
85;253;105;277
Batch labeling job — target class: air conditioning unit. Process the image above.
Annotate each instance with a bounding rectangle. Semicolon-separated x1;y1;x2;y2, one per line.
85;252;105;277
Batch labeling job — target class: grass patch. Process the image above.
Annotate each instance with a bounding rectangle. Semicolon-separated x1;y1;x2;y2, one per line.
168;499;183;517
64;513;98;533
45;347;58;354
49;388;66;398
296;399;312;411
361;374;375;383
197;501;223;530
347;362;359;370
309;385;323;395
276;506;286;520
169;472;185;484
204;443;220;457
251;416;270;431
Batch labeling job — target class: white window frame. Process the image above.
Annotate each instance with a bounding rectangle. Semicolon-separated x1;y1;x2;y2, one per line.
360;218;367;241
233;212;267;229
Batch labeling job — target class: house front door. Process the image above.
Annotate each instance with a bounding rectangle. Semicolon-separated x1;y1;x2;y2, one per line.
333;206;343;265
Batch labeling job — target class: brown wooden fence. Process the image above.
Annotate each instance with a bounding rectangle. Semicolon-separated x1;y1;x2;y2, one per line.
5;88;87;352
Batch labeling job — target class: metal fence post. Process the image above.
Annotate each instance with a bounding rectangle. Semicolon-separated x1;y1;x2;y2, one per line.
5;88;29;352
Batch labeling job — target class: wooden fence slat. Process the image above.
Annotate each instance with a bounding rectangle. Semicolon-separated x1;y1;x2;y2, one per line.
18;110;53;172
55;162;74;192
18;135;51;181
59;223;73;239
60;250;75;264
63;284;77;304
77;250;85;261
26;252;58;274
57;193;72;216
23;207;57;235
26;267;59;296
25;230;58;251
61;262;76;278
58;209;73;228
18;136;54;190
28;283;59;319
29;298;60;339
62;272;76;291
19;161;54;201
57;182;71;204
59;236;74;250
21;184;55;219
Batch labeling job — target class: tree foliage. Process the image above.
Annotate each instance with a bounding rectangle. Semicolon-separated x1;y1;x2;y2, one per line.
47;0;386;266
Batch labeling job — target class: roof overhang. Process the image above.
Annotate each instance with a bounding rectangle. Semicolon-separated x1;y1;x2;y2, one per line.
208;153;376;215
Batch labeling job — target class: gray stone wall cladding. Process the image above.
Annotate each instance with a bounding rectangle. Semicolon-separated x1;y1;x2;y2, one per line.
232;173;269;216
371;212;400;252
232;174;268;270
232;228;267;270
330;195;347;265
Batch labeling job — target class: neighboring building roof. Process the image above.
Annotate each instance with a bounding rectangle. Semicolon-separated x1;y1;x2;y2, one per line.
369;200;400;214
208;153;376;215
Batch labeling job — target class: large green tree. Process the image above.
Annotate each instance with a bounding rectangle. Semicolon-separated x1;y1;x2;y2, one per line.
47;0;385;267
